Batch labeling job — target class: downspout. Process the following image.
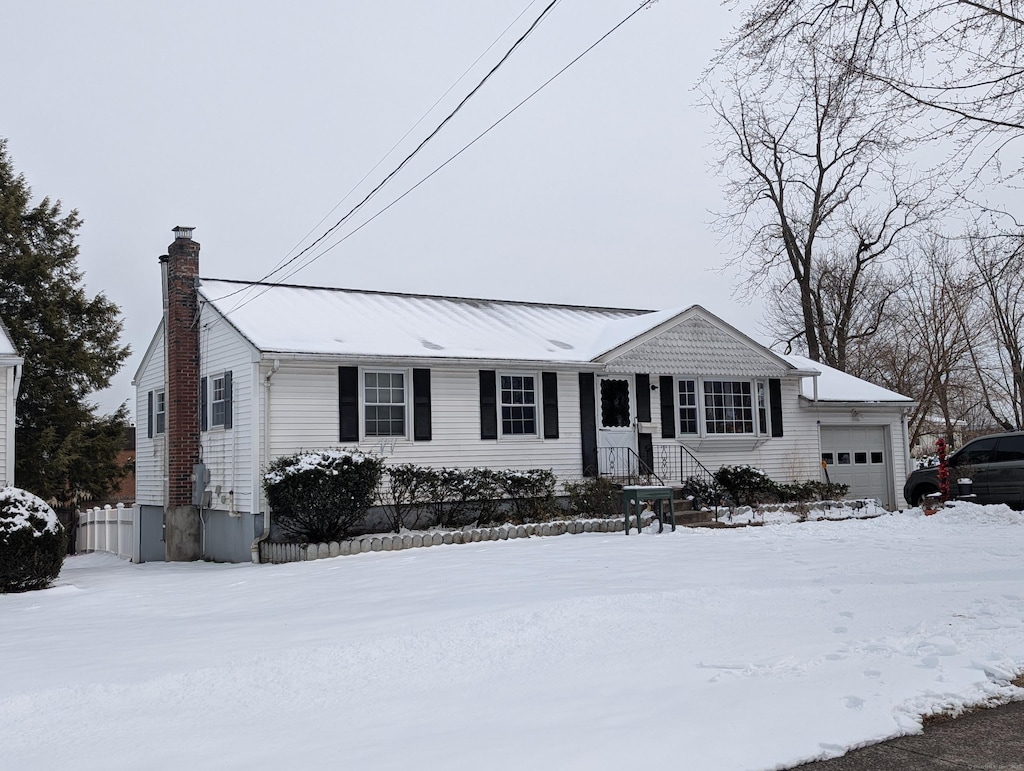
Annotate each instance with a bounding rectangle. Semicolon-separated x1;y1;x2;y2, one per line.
251;359;279;563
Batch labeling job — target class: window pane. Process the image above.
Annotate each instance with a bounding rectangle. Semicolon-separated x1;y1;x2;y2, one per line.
837;452;851;465
870;451;883;464
821;453;834;465
995;435;1024;462
703;380;753;434
854;452;867;464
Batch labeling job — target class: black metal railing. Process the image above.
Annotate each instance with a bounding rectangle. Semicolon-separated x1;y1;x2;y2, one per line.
596;447;665;486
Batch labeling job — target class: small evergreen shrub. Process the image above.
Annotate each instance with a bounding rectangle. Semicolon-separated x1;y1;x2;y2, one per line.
776;480;850;503
0;487;67;593
713;465;780;507
564;476;621;518
493;469;558;524
381;463;425;533
679;475;722;510
264;450;384;542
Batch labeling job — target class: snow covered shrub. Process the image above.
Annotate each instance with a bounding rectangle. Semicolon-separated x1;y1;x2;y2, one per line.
0;487;67;593
493;469;558;524
679;475;722;510
263;450;384;542
564;476;620;518
713;465;779;507
776;480;850;503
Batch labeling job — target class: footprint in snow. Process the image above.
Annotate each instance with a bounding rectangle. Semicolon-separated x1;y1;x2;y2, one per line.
863;669;882;678
844;696;865;710
833;626;848;634
839;610;854;618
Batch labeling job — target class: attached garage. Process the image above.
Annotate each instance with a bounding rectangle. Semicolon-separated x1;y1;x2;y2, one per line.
820;425;894;509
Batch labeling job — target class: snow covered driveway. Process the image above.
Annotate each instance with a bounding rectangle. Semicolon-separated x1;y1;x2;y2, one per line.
3;504;1023;770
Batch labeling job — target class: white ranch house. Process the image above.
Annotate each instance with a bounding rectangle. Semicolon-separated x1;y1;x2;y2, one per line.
134;229;915;563
0;319;22;487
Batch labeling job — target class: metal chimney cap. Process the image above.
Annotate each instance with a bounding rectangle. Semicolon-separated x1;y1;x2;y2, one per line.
172;225;195;240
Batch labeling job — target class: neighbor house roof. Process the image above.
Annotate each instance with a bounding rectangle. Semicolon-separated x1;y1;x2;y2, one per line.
782;354;913;403
199;279;688;363
0;317;20;360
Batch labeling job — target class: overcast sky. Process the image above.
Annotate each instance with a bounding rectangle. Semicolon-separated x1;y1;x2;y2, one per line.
3;1;755;418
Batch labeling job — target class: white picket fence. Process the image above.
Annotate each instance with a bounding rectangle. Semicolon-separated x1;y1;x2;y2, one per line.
77;503;139;562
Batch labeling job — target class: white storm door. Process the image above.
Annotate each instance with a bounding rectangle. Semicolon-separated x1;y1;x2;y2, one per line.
596;375;636;475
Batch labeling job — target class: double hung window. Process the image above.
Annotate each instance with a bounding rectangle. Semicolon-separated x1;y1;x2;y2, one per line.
155;390;166;434
364;371;406;437
500;374;536;435
211;375;228;427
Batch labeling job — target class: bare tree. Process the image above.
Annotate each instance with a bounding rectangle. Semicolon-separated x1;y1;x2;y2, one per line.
854;236;981;448
703;27;929;365
721;0;1024;188
965;231;1024;428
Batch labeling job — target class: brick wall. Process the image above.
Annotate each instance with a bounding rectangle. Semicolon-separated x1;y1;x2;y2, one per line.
163;234;201;509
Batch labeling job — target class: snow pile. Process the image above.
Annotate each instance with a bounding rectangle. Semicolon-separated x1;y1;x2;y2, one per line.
2;510;1022;770
0;486;60;537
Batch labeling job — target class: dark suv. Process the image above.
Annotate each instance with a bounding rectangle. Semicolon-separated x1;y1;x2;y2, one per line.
904;430;1024;509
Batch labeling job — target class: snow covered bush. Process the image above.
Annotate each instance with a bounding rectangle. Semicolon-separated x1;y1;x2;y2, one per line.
263;450;384;542
564;476;620;518
492;469;558;524
0;486;67;593
713;465;779;507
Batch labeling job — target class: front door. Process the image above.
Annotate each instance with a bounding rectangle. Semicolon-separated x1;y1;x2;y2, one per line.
596;375;636;477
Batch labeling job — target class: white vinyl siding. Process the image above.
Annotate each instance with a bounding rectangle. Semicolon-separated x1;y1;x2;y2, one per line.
134;327;166;506
650;377;821;483
198;306;255;513
267;366;583;487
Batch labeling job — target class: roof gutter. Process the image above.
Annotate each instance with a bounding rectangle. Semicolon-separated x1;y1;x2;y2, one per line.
256;351;609;371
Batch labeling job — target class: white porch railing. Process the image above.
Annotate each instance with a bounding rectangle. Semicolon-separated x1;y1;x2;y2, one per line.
76;503;139;562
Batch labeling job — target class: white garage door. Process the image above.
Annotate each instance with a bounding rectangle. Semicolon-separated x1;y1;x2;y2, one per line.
820;426;892;509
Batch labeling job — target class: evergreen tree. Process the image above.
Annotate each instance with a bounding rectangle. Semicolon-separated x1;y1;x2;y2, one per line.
0;138;130;505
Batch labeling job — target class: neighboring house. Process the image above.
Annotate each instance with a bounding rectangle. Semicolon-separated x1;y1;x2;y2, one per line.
0;318;23;488
134;228;916;563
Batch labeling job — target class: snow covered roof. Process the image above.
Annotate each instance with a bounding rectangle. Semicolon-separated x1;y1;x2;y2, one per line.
781;354;913;403
200;279;667;363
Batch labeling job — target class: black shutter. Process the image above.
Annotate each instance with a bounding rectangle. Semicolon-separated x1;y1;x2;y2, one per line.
579;373;598;477
636;374;651;422
200;377;208;432
638;432;654;472
769;378;784;437
339;366;359;442
479;370;497;440
542;371;559;439
659;376;675;438
223;371;233;429
413;368;432;441
147;391;154;439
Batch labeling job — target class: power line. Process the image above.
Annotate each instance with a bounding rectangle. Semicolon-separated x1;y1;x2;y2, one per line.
262;0;546;284
220;0;660;317
217;0;561;310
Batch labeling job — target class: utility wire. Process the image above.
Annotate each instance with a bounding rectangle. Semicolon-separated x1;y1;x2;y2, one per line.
217;0;561;310
261;0;545;284
220;0;659;316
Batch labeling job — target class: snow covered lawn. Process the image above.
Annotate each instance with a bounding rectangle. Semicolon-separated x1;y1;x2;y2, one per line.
3;504;1023;771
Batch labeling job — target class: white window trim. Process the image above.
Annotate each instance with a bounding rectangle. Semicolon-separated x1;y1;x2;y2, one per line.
675;376;770;438
361;367;410;441
498;371;539;439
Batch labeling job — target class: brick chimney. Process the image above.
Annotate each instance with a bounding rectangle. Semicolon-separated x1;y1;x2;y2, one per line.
161;225;202;560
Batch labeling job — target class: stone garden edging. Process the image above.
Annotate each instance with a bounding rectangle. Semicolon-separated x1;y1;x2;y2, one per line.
258;514;656;564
